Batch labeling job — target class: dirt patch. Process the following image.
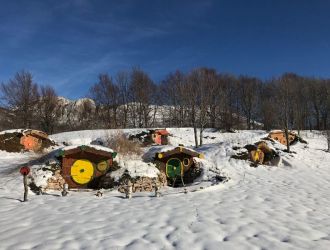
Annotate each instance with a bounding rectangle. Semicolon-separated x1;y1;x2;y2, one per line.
0;132;24;152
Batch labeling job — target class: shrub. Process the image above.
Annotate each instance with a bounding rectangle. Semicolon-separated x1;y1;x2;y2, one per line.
105;131;142;156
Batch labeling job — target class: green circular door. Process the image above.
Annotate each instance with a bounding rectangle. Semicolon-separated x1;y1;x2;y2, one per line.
166;158;182;178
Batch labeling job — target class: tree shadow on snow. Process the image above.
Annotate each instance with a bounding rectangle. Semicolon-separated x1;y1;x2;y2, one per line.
0;196;24;202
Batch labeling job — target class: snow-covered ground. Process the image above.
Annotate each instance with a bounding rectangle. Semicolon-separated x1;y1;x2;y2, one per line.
0;129;330;250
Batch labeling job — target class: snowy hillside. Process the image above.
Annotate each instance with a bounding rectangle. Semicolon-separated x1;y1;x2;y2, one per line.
0;129;330;249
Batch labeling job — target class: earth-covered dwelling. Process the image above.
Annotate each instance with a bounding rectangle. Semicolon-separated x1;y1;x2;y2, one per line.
245;141;281;166
150;129;169;145
0;129;54;152
154;146;204;186
128;129;170;146
268;130;297;146
57;145;117;189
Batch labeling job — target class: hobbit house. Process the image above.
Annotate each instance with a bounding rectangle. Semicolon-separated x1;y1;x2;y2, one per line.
58;145;117;189
154;146;204;186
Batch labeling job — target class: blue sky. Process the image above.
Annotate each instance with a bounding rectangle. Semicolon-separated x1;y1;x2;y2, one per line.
1;0;330;98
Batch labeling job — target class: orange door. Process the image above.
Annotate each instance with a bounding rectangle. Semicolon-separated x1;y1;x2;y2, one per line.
154;134;162;145
20;135;42;151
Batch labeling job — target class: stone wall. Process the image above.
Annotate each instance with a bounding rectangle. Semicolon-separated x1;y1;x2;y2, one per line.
99;172;167;193
46;170;66;190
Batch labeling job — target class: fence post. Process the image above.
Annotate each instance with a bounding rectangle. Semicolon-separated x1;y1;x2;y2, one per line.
62;183;68;196
126;180;132;199
23;174;28;201
20;166;30;202
154;180;160;197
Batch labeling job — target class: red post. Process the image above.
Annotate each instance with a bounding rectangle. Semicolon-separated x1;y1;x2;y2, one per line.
20;167;30;202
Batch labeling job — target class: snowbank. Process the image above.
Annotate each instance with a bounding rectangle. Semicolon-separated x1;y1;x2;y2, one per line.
111;160;159;181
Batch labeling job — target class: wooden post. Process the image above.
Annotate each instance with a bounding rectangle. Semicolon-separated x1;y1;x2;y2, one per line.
154;180;160;197
326;130;330;152
23;174;28;202
62;183;68;197
20;166;30;202
126;180;132;199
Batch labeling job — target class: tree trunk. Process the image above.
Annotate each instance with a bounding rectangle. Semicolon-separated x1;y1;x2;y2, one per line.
113;107;118;128
23;175;28;202
327;130;330;152
199;127;203;147
191;105;198;148
284;128;290;153
211;106;216;128
193;124;198;148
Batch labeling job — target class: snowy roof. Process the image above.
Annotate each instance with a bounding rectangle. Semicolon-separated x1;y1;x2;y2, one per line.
60;144;114;153
0;129;25;135
153;129;170;136
154;146;202;160
269;130;296;135
159;146;200;155
0;129;49;139
59;144;115;158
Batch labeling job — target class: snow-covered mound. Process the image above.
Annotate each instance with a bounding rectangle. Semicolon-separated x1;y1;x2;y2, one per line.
110;160;159;181
0;129;330;249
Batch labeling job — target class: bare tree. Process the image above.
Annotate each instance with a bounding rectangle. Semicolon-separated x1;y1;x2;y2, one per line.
0;71;39;128
37;85;59;133
191;68;218;146
180;71;198;147
260;82;277;131
116;71;131;128
275;74;295;152
90;74;119;128
130;68;156;128
238;76;261;129
218;74;239;130
208;74;221;128
306;78;329;130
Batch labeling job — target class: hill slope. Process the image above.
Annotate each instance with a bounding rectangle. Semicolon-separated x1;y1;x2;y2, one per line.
0;129;329;249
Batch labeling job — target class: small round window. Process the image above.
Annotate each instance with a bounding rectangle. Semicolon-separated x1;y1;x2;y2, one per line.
183;158;190;166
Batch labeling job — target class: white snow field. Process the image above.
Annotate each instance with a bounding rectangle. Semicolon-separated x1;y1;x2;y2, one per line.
0;129;330;250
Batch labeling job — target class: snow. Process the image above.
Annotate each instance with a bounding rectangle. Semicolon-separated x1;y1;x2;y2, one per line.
1;129;330;249
30;166;53;188
59;144;114;153
0;129;25;135
110;160;159;181
0;128;49;136
50;129;145;146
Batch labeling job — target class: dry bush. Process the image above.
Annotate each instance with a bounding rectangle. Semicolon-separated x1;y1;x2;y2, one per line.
105;131;142;156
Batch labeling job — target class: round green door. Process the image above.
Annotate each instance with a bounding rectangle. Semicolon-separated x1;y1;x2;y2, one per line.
166;158;182;178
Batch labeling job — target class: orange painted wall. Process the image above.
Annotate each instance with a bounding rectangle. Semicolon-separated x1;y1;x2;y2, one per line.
20;135;42;151
269;132;295;145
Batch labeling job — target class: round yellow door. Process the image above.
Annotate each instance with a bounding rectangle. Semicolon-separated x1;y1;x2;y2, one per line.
71;159;94;185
